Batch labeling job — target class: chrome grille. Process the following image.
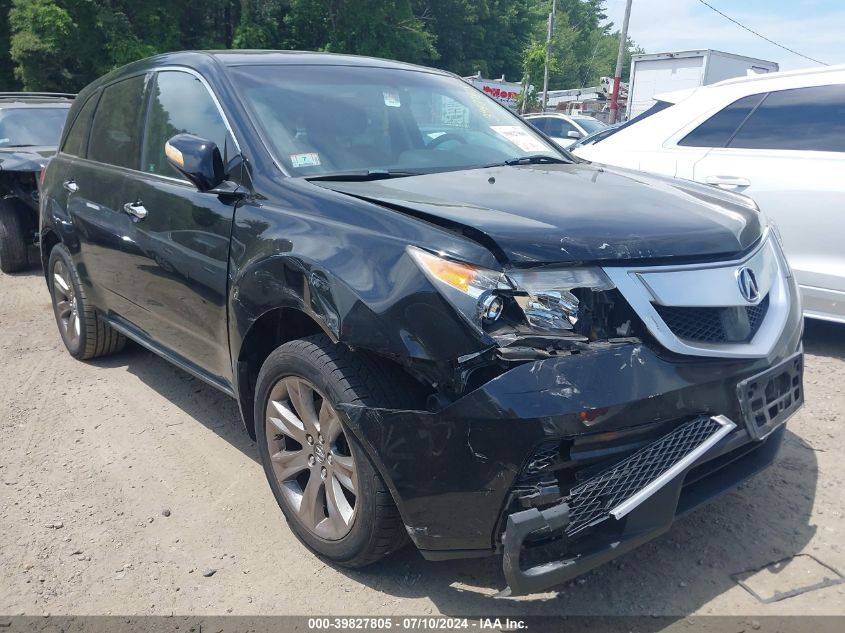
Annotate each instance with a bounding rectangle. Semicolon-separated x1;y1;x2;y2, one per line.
565;416;726;536
653;294;769;344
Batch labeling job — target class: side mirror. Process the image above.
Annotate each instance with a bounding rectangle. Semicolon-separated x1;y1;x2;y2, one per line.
164;134;225;192
567;130;583;139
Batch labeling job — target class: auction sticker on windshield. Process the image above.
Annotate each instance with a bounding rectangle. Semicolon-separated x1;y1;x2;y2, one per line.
290;152;321;168
491;125;549;152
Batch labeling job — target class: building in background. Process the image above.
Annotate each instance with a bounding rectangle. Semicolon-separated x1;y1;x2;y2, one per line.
627;49;778;119
463;72;527;110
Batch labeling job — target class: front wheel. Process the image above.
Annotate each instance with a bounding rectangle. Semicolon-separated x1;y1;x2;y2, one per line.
254;335;409;567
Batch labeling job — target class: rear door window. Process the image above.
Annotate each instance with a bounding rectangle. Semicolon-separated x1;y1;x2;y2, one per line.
87;75;147;169
62;94;99;157
728;84;845;152
678;94;765;148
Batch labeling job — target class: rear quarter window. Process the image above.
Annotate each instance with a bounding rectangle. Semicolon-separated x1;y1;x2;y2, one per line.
61;94;99;158
678;93;766;148
728;84;845;152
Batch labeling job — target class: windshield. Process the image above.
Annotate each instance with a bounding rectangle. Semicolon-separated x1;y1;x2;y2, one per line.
0;107;68;148
228;64;563;176
575;118;606;134
582;100;674;147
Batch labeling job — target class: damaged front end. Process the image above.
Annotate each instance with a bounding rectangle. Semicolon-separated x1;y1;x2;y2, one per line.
338;235;804;596
0;150;49;212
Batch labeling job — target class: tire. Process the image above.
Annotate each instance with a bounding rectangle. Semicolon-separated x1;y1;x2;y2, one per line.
255;334;410;568
0;200;29;273
47;244;126;360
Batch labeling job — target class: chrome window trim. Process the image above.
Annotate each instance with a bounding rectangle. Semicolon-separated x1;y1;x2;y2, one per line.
602;233;791;359
148;66;242;154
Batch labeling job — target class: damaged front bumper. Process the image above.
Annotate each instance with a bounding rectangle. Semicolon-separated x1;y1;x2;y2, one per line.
501;349;803;596
499;386;799;596
339;328;803;594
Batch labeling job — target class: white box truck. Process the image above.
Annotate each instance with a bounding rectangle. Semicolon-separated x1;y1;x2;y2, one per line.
626;49;778;119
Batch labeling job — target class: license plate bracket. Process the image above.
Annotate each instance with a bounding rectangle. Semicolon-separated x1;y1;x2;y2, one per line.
736;351;804;441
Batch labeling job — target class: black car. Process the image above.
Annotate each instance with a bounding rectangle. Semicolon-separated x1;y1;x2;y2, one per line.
39;51;804;596
0;92;73;272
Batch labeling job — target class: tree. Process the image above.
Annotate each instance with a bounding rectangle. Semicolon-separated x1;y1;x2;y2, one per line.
286;0;436;62
234;0;289;49
4;0;639;95
0;0;18;90
9;0;78;91
414;0;537;80
521;0;640;100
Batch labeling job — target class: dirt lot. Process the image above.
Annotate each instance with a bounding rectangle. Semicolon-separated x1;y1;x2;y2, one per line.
1;267;844;617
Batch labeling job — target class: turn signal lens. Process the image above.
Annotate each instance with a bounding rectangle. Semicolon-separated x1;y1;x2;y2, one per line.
407;246;512;335
414;249;479;294
407;247;508;299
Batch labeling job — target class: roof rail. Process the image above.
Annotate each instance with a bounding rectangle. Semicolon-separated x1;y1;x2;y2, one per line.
0;92;76;100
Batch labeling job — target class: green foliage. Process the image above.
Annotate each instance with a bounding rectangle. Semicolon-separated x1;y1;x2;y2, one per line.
1;0;639;95
521;0;640;98
0;0;17;89
9;0;77;90
286;0;436;62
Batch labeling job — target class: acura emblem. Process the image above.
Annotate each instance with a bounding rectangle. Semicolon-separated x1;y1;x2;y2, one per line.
737;267;760;303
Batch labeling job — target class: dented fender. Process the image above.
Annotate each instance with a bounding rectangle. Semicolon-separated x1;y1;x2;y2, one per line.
227;183;502;368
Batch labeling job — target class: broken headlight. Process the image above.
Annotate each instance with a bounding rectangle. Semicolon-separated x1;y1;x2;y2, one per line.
407;246;616;338
508;268;614;331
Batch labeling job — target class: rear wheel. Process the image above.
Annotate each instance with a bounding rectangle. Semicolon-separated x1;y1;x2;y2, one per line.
0;200;30;273
255;334;410;567
48;244;126;359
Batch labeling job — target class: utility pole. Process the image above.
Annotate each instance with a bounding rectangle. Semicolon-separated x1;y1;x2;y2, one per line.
541;0;556;111
610;0;633;124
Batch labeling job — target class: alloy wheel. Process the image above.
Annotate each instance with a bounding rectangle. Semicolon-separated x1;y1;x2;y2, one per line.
264;376;358;540
51;259;80;348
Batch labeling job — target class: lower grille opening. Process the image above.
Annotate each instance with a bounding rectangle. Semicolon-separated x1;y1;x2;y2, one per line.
564;416;726;536
505;415;734;546
653;294;769;344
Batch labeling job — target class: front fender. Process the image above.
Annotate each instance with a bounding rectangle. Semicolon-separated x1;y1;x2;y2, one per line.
228;191;496;366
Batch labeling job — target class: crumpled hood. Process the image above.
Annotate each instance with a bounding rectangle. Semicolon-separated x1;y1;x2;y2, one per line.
0;147;55;172
317;163;763;265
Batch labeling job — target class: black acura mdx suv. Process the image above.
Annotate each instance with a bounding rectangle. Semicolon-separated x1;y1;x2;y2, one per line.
40;51;804;596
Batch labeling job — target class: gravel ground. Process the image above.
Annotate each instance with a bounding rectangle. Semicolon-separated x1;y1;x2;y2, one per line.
1;267;843;617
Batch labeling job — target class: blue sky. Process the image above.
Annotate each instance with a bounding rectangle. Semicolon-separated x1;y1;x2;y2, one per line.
602;0;845;70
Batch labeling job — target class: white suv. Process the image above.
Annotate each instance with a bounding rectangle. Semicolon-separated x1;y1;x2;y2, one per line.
572;65;845;324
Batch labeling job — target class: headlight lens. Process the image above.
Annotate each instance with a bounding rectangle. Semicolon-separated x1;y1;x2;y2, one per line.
509;268;614;331
407;246;514;334
407;246;616;337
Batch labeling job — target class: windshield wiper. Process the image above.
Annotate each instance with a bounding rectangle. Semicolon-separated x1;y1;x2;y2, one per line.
305;169;422;182
500;154;569;166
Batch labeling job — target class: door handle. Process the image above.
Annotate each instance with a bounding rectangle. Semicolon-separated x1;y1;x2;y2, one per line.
63;180;79;193
122;201;148;220
704;175;751;190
